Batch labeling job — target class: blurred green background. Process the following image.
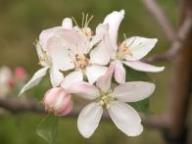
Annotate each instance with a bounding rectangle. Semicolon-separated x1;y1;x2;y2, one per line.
0;0;178;144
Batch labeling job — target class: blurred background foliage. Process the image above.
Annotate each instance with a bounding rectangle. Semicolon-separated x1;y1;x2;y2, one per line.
0;0;179;143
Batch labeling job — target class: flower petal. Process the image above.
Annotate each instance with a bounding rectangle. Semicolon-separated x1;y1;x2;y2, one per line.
39;26;63;50
103;10;125;44
90;24;113;65
85;65;107;84
47;35;75;71
108;101;143;136
50;66;64;87
123;61;165;72
113;81;155;102
96;64;114;93
19;67;48;96
123;37;158;61
113;60;126;84
61;70;83;89
69;82;100;100
62;18;73;29
78;102;103;138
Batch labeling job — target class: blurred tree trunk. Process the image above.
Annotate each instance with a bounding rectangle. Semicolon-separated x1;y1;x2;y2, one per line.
165;0;192;143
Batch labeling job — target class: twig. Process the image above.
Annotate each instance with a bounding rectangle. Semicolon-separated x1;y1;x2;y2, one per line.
144;13;192;63
0;97;169;130
142;0;176;42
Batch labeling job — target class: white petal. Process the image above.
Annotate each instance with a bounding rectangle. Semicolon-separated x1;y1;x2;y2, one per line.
108;101;143;136
113;60;126;84
90;24;114;65
49;66;64;87
113;81;155;102
78;102;103;138
96;65;114;93
123;37;158;61
103;10;125;44
85;65;107;84
62;18;73;29
47;36;75;71
68;82;100;100
59;27;90;54
123;61;165;72
90;41;111;65
61;70;83;89
19;67;48;96
39;26;63;50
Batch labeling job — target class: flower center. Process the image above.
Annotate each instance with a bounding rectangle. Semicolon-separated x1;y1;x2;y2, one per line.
81;27;92;39
116;43;132;59
99;93;114;108
74;54;89;69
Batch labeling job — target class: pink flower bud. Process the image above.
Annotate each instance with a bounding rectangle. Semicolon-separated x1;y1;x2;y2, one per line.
43;87;72;116
14;67;27;81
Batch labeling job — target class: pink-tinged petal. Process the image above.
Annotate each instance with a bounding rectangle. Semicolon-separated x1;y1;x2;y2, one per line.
47;35;75;71
49;66;64;87
103;10;125;45
47;28;90;56
90;24;114;65
96;64;114;93
68;82;100;100
62;18;73;29
19;67;48;96
123;61;165;72
123;37;158;61
78;102;103;138
85;65;107;84
39;26;63;50
61;70;83;89
113;60;126;84
43;87;72;116
113;81;155;102
108;101;143;136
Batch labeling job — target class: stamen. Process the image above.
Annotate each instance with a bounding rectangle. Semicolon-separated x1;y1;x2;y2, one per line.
72;16;79;27
86;15;94;27
81;12;85;28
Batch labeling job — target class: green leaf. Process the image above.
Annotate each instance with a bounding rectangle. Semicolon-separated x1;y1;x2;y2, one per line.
36;115;58;144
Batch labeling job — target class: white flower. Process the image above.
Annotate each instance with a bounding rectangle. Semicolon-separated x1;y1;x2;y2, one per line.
69;65;155;138
44;18;112;84
98;10;165;83
19;18;82;95
19;42;63;95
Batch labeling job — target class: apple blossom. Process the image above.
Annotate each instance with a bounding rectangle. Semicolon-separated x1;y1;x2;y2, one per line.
44;87;72;116
0;66;13;97
43;70;83;116
14;67;27;81
69;65;155;138
98;10;165;83
44;18;112;84
19;18;76;96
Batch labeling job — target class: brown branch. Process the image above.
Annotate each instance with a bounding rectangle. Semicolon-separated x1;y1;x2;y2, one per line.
144;13;192;63
0;97;169;130
142;0;176;42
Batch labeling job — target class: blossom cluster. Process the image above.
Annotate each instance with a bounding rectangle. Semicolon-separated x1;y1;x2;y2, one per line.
20;10;164;138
